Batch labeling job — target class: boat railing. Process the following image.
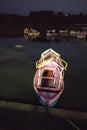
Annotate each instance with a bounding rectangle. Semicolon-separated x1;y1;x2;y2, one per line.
36;54;53;68
41;76;55;80
53;57;68;70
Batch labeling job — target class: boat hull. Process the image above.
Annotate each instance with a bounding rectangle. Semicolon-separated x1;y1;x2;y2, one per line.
36;92;59;107
33;64;64;107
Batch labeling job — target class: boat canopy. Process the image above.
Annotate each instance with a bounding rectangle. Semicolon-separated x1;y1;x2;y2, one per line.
36;48;68;70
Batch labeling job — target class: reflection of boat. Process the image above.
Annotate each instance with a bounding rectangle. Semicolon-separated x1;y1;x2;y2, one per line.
24;34;39;40
14;44;24;48
46;35;56;41
33;48;68;107
46;30;57;37
24;28;40;37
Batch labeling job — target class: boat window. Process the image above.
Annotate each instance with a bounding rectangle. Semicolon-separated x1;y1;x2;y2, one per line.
41;70;55;87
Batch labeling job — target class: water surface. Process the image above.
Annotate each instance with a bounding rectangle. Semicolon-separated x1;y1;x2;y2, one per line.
0;37;87;112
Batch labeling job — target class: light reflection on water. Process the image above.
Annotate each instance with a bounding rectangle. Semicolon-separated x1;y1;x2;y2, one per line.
0;37;87;111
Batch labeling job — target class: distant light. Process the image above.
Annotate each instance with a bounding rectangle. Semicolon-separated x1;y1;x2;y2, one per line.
65;14;68;17
14;44;24;48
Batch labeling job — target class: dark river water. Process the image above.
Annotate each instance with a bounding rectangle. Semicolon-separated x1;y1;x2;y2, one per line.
0;36;87;112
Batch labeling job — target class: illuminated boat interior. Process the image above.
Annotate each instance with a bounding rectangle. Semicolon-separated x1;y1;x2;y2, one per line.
34;48;68;92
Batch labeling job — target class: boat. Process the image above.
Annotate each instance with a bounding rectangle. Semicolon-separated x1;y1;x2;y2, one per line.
59;30;69;36
77;31;86;39
28;28;40;37
46;30;57;37
33;48;68;107
24;28;40;37
70;30;77;37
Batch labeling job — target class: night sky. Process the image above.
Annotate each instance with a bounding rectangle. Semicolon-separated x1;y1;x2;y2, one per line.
0;0;87;15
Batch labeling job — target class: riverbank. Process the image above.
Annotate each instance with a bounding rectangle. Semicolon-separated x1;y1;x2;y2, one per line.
0;100;87;129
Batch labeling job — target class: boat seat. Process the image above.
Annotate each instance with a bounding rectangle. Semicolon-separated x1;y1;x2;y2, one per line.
41;77;54;87
37;87;60;93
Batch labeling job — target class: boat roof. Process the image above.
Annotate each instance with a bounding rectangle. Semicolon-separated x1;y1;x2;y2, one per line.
41;48;60;58
36;48;68;70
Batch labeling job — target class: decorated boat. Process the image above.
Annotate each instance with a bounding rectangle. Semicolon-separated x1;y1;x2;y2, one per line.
33;48;68;107
24;28;40;37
